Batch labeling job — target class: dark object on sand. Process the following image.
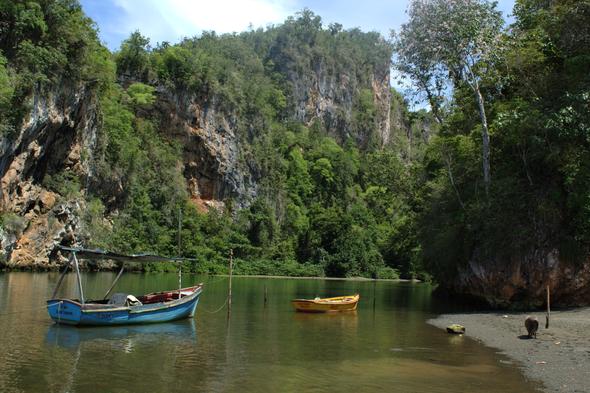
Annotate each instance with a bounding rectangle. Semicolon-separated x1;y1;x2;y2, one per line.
525;316;539;338
446;324;465;334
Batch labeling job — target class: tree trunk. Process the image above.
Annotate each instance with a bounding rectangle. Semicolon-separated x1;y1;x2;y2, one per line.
421;80;443;124
473;82;491;194
443;150;465;211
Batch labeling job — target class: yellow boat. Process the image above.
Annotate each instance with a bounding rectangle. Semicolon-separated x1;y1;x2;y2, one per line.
291;294;360;313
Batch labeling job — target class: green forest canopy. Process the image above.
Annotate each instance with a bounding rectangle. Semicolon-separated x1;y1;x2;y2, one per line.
1;1;589;284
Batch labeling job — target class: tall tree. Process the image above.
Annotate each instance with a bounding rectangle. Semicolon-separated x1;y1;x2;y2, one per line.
116;31;151;80
394;0;503;193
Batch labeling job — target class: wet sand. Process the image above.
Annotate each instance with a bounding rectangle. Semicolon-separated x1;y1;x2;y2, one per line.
429;308;590;393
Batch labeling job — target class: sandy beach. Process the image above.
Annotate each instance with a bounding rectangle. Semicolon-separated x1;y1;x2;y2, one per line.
429;308;590;393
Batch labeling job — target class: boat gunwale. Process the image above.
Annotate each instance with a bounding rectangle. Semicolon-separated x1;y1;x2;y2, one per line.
291;294;360;305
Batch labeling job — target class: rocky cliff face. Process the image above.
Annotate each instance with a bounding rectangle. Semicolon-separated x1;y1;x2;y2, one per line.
0;83;97;268
274;55;391;148
154;88;257;210
0;55;392;268
441;249;590;308
0;84;254;266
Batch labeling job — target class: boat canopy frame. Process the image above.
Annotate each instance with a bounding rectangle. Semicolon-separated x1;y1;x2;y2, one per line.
52;246;195;305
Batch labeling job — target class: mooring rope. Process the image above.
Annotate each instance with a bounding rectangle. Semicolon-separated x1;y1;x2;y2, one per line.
200;296;229;314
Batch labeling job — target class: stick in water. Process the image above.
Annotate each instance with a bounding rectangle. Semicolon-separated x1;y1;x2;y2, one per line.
264;285;268;307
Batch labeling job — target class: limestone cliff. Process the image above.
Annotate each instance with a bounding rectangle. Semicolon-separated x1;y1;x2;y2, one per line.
0;56;393;269
271;48;392;148
0;83;257;267
0;83;96;268
153;87;257;210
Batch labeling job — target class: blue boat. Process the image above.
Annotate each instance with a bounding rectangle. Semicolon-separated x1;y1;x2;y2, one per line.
47;247;203;326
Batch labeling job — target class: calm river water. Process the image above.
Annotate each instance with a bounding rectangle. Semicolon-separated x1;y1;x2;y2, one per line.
0;272;540;392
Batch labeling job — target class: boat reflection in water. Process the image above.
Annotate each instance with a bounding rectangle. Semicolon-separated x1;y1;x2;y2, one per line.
292;307;359;337
45;318;197;351
292;309;358;323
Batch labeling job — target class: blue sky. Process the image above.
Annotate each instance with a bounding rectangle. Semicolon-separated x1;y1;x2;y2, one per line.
81;0;516;51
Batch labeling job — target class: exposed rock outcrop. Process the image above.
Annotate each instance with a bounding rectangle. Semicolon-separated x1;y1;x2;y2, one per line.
441;249;590;308
155;89;257;209
0;83;97;268
274;53;392;147
8;198;83;269
149;52;393;208
0;84;97;206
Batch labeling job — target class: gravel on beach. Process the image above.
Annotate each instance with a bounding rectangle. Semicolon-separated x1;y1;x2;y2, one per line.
429;308;590;393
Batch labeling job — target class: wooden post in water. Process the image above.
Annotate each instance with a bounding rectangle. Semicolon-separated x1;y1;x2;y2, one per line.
373;279;376;312
546;285;551;329
227;249;233;319
264;284;268;307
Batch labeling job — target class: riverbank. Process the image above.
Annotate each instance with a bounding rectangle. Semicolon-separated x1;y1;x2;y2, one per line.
0;267;420;282
210;274;420;282
429;308;590;393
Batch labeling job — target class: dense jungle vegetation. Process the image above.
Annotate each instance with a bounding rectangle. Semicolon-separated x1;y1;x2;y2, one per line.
1;0;589;283
395;0;590;281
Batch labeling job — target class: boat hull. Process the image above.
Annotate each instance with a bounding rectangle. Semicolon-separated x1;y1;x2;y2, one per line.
47;286;202;326
291;294;359;313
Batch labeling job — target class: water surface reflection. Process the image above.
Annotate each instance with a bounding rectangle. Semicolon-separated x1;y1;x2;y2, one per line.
46;319;197;350
0;273;541;393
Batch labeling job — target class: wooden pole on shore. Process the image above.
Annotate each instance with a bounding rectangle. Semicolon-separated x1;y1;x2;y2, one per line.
546;285;551;329
227;249;233;319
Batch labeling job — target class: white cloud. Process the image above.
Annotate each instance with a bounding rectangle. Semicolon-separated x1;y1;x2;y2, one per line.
108;0;297;46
